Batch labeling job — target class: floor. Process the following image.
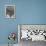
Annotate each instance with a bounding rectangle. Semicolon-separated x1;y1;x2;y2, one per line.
19;39;46;46
0;40;46;46
0;44;18;46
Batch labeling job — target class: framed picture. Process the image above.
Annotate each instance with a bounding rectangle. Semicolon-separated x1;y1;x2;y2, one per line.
18;24;46;42
5;5;16;18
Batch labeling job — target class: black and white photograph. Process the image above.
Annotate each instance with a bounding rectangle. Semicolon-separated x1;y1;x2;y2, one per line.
5;5;15;18
18;25;46;46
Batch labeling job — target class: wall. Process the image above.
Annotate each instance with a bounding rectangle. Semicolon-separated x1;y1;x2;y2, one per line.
16;0;46;24
0;0;18;44
0;0;46;44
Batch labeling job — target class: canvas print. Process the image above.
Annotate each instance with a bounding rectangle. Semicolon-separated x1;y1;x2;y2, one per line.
18;24;46;46
18;24;46;41
5;5;15;18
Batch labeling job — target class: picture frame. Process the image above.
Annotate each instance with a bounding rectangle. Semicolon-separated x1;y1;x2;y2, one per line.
5;4;16;19
18;24;46;42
